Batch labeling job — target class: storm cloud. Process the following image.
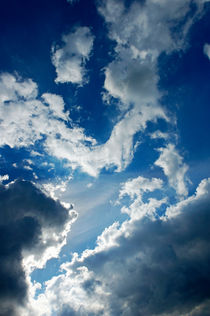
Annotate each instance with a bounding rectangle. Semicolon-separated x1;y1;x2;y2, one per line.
0;180;76;315
33;178;210;316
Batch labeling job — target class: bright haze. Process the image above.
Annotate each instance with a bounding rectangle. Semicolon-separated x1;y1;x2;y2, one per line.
0;0;210;315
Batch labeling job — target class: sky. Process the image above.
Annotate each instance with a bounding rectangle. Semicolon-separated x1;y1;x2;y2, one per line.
0;0;210;315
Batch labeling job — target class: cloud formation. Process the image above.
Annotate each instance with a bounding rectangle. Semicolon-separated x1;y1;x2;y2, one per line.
0;72;166;177
99;0;207;108
155;144;189;197
52;26;94;85
0;180;76;315
24;177;210;316
2;0;205;178
1;0;210;315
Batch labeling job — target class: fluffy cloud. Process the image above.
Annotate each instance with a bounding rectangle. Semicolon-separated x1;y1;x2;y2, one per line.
0;180;76;315
0;72;167;177
51;27;94;85
2;0;205;178
99;0;206;109
119;176;163;200
1;2;208;179
42;93;69;121
155;144;189;197
94;0;207;181
24;177;210;316
0;72;95;168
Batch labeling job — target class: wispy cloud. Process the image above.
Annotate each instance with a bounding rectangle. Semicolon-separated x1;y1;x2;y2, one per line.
204;43;210;59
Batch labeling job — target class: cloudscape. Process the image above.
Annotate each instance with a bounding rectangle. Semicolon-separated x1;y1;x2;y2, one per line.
0;0;210;315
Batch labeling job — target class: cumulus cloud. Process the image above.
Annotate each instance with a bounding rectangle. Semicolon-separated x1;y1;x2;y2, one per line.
0;180;76;315
51;27;94;85
155;144;189;197
23;177;210;316
99;0;206;109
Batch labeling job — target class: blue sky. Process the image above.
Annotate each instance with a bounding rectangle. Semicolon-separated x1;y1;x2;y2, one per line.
0;0;210;315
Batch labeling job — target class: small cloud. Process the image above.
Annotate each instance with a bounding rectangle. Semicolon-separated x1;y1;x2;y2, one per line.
30;150;43;157
204;43;210;60
33;172;38;180
23;165;33;171
150;130;169;140
51;26;94;85
0;174;9;183
155;144;189;197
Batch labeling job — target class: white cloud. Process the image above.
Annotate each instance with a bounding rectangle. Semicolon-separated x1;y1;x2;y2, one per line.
0;0;207;181
41;177;72;201
0;1;207;180
118;176;166;220
155;143;189;197
150;130;169;140
0;72;38;102
0;72;167;177
204;43;210;59
93;0;207;182
119;175;163;200
76;105;167;176
0;174;9;183
165;177;210;218
51;26;94;85
42;93;69;121
3;0;204;178
0;72;96;169
99;0;206;110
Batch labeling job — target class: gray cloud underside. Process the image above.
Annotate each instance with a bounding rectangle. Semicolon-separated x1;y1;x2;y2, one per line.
0;180;75;316
27;178;210;316
75;185;210;315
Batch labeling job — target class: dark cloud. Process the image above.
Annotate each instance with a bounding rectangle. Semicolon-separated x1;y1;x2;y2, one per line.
59;305;102;316
68;180;210;316
0;180;74;316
